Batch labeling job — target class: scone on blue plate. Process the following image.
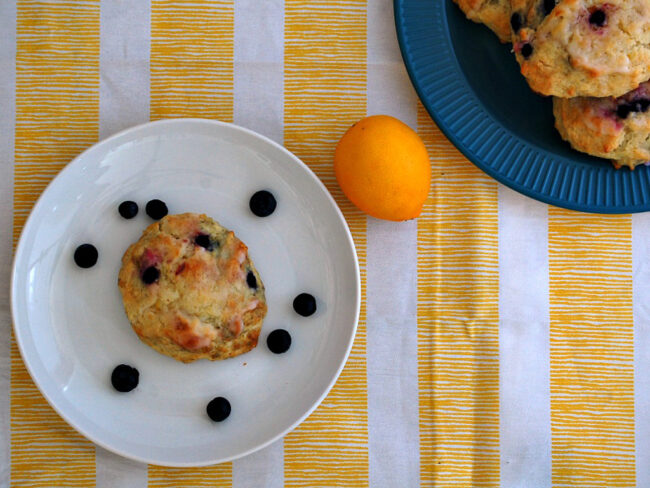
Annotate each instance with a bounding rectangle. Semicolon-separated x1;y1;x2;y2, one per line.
553;80;650;168
118;213;267;363
510;0;650;98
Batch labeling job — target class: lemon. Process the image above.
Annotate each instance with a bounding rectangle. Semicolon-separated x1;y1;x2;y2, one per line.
334;115;431;221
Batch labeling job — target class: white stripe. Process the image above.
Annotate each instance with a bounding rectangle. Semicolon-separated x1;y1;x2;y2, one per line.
368;0;419;124
96;447;148;488
99;0;151;141
232;440;284;488
233;0;284;145
97;0;150;484
633;212;650;487
366;2;420;486
498;185;551;487
232;1;285;486
0;1;16;486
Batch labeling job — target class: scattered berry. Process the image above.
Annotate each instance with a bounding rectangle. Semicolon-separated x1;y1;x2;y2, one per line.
293;293;317;317
206;397;231;422
510;12;522;32
194;234;212;251
249;190;277;217
617;104;632;119
616;99;650;119
146;199;168;220
246;271;258;289
589;9;606;27
543;0;555;15
521;43;533;59
111;364;139;392
636;98;650;112
118;201;138;219
142;266;160;284
267;329;292;354
630;99;650;113
74;244;98;268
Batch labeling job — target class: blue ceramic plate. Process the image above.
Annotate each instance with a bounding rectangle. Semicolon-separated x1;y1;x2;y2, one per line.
394;0;650;213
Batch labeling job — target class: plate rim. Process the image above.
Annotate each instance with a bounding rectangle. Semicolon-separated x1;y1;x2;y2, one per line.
394;0;650;214
10;117;361;467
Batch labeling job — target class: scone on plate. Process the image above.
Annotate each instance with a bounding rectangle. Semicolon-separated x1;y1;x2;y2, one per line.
510;0;650;97
453;0;512;42
553;81;650;168
118;213;267;363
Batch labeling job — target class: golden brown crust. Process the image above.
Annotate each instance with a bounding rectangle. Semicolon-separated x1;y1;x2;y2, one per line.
118;213;267;363
453;0;512;42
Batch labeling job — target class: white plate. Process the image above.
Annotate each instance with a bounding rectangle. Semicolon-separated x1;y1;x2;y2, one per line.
11;118;360;467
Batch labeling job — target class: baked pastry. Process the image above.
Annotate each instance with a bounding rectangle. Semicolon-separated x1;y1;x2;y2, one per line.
453;0;512;42
510;0;650;97
509;0;555;34
118;213;267;363
553;81;650;168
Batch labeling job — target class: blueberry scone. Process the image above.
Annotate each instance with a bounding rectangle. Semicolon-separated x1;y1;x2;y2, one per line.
118;213;267;363
553;81;650;168
453;0;512;42
510;0;650;97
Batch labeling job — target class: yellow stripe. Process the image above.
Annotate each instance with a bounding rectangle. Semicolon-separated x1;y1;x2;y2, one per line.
283;1;368;486
149;466;231;487
416;105;500;486
12;0;99;486
148;1;234;483
548;208;635;486
150;0;234;121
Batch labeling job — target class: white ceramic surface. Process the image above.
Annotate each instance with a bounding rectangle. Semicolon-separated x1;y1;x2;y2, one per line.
11;119;360;467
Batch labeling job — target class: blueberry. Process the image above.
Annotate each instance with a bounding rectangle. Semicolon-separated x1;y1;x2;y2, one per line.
118;201;138;219
510;12;522;32
142;266;160;284
267;329;292;354
629;99;650;113
293;293;317;317
521;43;533;59
206;397;231;422
543;0;556;15
111;364;139;392
249;190;277;217
74;244;98;268
589;9;606;27
246;271;257;289
617;104;631;119
145;199;168;220
194;234;212;251
630;101;643;113
640;99;650;112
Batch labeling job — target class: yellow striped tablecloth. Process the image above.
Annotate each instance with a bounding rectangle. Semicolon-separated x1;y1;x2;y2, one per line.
0;1;648;487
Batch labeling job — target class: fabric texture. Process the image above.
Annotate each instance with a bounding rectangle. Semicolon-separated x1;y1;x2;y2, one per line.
1;0;649;486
